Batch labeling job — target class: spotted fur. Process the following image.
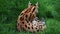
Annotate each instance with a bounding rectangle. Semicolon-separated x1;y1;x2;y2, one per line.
17;1;46;33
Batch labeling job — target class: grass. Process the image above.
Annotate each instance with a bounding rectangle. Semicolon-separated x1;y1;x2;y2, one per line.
0;0;60;34
0;18;60;34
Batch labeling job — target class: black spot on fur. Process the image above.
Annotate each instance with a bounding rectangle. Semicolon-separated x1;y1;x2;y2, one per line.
21;13;23;15
22;22;24;24
32;27;33;29
25;25;27;28
25;18;27;21
32;25;33;26
32;8;35;13
33;15;35;18
35;28;37;29
37;30;39;32
25;9;30;13
29;13;32;22
25;18;29;23
20;17;24;21
25;15;28;18
27;20;29;23
28;27;30;29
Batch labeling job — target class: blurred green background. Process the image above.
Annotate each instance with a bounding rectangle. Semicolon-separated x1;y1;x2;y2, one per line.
0;0;60;34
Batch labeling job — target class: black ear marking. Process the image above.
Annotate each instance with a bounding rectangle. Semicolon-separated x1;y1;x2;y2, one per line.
28;1;32;7
31;3;32;5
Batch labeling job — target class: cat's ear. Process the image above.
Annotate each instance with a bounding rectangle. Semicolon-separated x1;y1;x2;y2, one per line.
35;2;38;7
35;2;38;6
28;1;32;7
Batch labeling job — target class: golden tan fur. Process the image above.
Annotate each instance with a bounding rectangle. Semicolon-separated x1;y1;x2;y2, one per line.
17;1;46;33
